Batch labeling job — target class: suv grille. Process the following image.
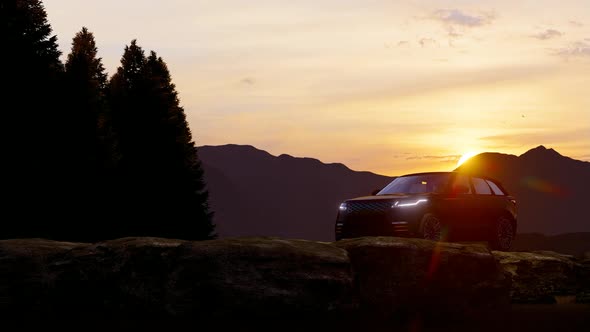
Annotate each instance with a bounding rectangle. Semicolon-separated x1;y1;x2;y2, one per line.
347;200;392;213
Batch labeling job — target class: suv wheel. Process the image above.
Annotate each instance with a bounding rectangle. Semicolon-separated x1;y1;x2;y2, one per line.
421;213;443;242
489;216;515;251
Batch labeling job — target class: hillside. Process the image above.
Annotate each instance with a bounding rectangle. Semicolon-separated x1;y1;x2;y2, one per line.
199;144;393;240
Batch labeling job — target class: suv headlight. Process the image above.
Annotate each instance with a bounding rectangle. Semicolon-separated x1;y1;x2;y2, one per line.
339;202;348;211
392;199;428;208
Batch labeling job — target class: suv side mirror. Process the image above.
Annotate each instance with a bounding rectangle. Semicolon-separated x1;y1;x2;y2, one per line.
452;184;470;195
371;188;382;196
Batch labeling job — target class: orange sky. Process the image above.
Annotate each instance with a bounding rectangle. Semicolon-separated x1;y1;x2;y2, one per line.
45;0;590;175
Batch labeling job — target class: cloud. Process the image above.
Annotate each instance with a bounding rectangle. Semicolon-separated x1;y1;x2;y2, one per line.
552;40;590;58
406;155;461;163
385;41;409;49
419;37;437;47
332;64;554;108
569;21;584;27
531;29;563;40
479;128;590;147
428;9;495;45
431;9;495;27
240;77;255;85
447;26;462;38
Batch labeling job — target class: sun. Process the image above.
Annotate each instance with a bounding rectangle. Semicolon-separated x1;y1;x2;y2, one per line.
456;151;479;167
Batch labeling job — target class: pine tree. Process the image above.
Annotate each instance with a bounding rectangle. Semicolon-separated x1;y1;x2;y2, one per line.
145;51;215;239
109;42;215;240
108;40;149;238
1;0;65;239
63;27;119;241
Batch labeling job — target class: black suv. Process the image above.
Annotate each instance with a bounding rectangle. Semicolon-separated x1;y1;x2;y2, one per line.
335;172;517;251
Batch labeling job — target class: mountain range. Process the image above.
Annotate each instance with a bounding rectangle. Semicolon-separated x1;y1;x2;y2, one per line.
199;144;392;240
199;144;590;246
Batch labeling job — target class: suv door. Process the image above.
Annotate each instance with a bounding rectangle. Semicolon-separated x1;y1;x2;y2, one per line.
471;177;496;239
441;173;476;240
484;178;512;226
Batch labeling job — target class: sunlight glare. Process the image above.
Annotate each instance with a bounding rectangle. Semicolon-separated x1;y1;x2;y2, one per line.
456;151;479;167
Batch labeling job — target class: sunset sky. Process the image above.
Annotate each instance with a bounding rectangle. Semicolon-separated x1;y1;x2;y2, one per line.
45;0;590;175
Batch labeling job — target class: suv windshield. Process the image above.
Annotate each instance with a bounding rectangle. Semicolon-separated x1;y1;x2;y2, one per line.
377;173;451;195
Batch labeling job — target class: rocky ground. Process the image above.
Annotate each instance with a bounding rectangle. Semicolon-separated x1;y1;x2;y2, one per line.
0;237;588;329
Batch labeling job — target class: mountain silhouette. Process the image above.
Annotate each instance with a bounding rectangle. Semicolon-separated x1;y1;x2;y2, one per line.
199;144;393;240
456;145;590;235
200;144;589;242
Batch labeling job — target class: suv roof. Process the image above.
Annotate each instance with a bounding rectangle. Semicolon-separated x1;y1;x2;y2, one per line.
401;171;498;181
399;171;506;189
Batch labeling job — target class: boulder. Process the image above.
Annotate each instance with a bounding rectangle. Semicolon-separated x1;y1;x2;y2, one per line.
334;237;510;319
0;238;85;315
492;250;581;303
0;237;354;319
576;253;590;303
165;237;355;318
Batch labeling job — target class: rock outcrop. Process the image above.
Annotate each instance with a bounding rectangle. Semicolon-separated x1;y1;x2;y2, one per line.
165;237;354;318
335;237;510;319
575;252;590;303
493;250;589;303
0;237;353;319
1;236;588;320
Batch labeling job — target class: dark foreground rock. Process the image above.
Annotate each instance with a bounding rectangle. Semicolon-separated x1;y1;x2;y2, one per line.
493;250;589;303
165;237;354;317
575;252;590;303
1;236;588;322
0;237;353;319
335;237;510;319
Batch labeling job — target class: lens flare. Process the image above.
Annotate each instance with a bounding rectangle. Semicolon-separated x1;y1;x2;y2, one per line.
427;244;443;278
426;228;449;279
456;151;479;167
521;176;569;197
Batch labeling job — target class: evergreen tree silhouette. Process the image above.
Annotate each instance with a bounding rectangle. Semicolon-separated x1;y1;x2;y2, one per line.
110;42;215;240
1;2;215;240
109;41;150;238
63;27;120;241
146;51;215;239
1;0;65;239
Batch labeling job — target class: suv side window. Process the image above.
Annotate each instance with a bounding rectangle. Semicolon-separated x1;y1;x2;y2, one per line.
451;174;472;194
472;177;492;195
486;180;505;195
